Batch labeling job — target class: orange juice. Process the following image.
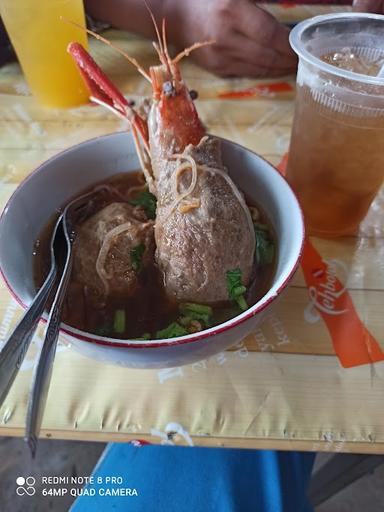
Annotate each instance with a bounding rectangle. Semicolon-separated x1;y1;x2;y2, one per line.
0;0;89;108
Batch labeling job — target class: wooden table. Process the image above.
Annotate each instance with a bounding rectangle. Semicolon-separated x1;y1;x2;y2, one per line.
1;5;384;455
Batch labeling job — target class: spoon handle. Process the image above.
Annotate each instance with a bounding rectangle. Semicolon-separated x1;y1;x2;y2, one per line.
25;249;73;457
0;267;57;408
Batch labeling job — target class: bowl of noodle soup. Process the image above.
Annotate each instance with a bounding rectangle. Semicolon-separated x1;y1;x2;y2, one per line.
0;132;304;368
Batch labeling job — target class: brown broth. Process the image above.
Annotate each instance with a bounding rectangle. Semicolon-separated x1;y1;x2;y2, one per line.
33;172;276;339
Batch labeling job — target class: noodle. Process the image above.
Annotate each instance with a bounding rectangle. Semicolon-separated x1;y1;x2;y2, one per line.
179;198;201;213
160;143;255;259
200;164;255;246
95;220;153;294
164;154;199;216
126;183;148;199
249;205;260;222
173;154;198;201
163;154;255;249
95;222;135;294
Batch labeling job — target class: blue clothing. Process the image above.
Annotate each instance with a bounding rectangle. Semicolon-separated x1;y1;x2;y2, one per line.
71;444;315;512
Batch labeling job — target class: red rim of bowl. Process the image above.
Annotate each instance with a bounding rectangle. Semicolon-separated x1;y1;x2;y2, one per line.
0;132;305;350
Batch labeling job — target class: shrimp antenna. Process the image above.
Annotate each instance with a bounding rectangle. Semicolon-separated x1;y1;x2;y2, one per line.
144;0;175;80
144;0;164;55
61;17;151;82
161;18;173;69
173;40;215;64
152;42;166;66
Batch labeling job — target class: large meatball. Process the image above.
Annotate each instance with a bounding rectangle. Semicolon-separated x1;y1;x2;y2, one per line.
73;202;154;299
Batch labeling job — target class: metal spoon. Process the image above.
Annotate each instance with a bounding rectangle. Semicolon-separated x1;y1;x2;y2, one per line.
0;215;62;408
25;189;102;457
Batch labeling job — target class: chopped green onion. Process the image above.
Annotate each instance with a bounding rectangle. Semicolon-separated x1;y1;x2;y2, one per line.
179;303;213;325
178;316;193;327
113;309;126;334
226;268;248;311
156;322;188;339
180;303;213;315
232;285;246;296
130;244;145;272
130;190;157;219
235;295;248;311
254;224;275;265
178;315;206;333
136;332;151;340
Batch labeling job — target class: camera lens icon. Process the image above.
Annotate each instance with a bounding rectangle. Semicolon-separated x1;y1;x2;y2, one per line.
16;476;36;496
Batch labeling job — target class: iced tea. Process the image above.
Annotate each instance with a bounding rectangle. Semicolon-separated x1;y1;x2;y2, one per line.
287;14;384;237
287;76;384;237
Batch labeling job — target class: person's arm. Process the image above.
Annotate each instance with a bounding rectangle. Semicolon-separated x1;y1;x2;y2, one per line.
85;0;164;40
85;0;297;78
352;0;384;11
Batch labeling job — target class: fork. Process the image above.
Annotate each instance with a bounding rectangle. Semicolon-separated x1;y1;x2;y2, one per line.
24;189;101;457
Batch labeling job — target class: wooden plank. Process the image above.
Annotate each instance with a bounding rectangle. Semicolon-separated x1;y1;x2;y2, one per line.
1;429;384;455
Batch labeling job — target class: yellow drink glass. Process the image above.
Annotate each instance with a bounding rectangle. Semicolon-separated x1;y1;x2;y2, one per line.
0;0;89;108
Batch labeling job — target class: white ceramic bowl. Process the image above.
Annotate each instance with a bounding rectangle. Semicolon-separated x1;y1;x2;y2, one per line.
0;132;304;368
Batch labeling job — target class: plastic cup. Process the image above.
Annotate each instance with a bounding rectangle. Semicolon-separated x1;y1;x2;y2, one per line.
0;0;89;108
286;13;384;237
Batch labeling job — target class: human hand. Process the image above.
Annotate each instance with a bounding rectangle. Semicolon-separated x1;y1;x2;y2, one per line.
352;0;384;12
164;0;297;78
